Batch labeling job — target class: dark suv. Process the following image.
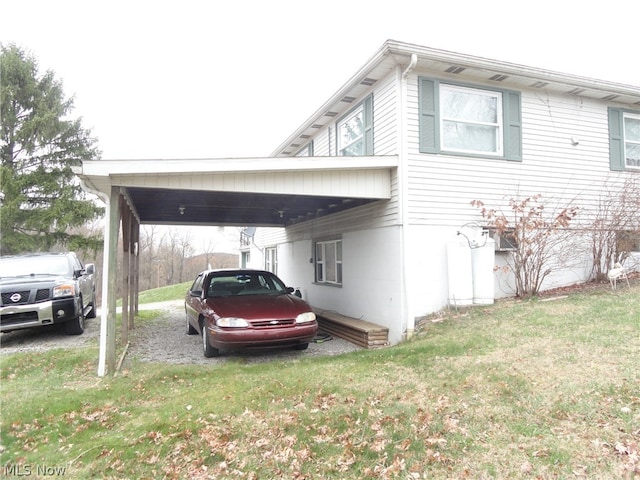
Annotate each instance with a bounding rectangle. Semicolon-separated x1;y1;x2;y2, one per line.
0;252;97;335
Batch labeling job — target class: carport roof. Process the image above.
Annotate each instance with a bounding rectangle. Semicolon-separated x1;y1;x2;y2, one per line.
74;156;397;227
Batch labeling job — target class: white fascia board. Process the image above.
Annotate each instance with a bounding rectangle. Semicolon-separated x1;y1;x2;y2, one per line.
79;155;398;176
386;40;640;95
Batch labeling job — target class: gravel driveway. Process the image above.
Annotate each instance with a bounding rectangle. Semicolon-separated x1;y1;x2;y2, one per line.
1;300;361;365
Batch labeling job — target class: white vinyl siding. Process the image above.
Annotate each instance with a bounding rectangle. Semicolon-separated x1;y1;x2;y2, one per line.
313;128;331;156
407;76;627;228
371;73;398;155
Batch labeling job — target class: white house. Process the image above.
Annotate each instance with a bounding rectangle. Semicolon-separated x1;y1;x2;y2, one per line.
237;40;640;344
76;40;639;375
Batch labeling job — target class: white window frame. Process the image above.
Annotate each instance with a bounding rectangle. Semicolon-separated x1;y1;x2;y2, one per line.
337;105;365;156
439;84;503;156
623;112;640;169
315;239;342;285
265;246;277;274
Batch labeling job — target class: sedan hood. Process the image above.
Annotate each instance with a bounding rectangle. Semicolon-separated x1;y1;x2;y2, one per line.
207;293;311;321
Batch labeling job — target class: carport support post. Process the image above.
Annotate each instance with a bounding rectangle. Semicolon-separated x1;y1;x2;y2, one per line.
97;186;121;377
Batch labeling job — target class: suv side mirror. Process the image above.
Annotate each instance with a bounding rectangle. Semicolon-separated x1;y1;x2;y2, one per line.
85;264;95;275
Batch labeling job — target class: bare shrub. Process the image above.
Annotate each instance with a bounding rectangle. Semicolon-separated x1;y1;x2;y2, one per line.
472;195;578;297
588;177;640;281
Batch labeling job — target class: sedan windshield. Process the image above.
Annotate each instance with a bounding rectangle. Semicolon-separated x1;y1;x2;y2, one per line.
0;256;71;278
207;272;288;298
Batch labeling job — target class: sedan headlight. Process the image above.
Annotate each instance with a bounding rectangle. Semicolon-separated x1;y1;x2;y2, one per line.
53;283;75;298
217;317;249;328
295;312;316;324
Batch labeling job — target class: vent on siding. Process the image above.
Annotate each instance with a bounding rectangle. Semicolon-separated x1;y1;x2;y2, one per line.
531;81;549;88
568;88;585;95
445;65;465;74
489;74;509;82
299;134;311;139
360;77;377;86
341;96;356;103
602;94;619;101
324;111;338;117
311;124;323;129
290;143;300;148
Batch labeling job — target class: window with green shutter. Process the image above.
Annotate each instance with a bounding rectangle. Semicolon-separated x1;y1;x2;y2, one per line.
419;77;521;161
609;108;640;171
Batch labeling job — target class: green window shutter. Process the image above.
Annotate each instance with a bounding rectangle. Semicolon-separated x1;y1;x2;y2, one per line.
364;94;374;155
608;108;625;171
418;77;438;153
504;91;522;161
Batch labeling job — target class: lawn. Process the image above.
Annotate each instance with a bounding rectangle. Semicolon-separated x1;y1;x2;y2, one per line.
1;282;639;479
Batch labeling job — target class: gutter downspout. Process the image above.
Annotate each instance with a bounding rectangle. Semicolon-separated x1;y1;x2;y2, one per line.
402;53;418;78
399;54;417;341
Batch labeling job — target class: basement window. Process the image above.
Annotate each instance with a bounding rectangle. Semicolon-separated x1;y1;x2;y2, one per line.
315;239;342;285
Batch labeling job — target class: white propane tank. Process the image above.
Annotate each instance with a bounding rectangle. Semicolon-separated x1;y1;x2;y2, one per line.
471;237;495;304
447;238;473;306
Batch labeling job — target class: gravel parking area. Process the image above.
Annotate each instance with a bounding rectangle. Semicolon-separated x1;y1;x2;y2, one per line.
1;300;362;365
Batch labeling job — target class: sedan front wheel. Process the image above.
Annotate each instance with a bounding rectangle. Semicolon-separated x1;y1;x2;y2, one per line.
202;324;220;358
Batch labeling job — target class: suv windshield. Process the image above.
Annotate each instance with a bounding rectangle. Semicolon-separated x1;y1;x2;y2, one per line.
0;256;71;278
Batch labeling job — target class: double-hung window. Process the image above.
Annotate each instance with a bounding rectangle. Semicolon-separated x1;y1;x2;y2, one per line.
337;95;373;156
265;247;277;274
315;239;342;285
623;112;640;168
419;77;522;161
440;84;503;156
609;108;640;170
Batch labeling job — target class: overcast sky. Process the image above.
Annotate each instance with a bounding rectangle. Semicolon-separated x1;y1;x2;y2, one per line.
3;0;639;162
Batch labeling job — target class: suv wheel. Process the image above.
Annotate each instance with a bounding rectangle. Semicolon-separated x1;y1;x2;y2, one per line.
65;298;85;335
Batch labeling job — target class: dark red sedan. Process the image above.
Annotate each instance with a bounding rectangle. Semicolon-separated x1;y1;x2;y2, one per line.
185;269;318;357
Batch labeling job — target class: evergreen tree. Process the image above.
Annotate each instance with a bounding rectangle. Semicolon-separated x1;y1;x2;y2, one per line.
1;44;104;254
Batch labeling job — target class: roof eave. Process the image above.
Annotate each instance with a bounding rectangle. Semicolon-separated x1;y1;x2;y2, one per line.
271;39;640;157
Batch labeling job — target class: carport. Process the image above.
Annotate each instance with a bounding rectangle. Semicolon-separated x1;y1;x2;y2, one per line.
74;155;397;376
